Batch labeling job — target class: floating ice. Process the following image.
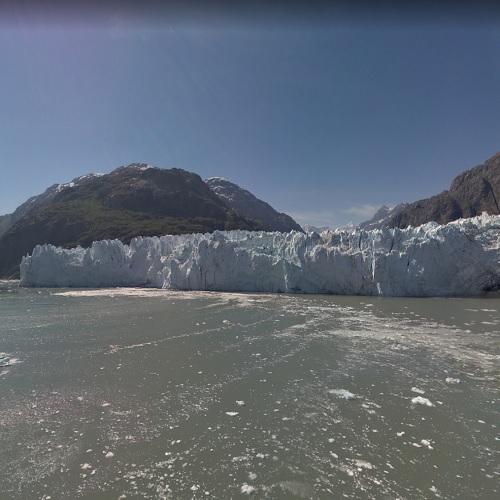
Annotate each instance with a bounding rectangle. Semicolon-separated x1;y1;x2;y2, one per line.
354;459;374;470
20;214;500;297
241;484;256;494
411;387;425;394
411;396;434;407
420;439;434;450
328;389;358;400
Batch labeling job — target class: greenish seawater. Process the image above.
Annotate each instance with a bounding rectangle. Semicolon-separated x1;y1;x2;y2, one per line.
0;281;499;499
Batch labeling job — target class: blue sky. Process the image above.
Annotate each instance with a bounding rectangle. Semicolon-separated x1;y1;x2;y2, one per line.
1;6;500;226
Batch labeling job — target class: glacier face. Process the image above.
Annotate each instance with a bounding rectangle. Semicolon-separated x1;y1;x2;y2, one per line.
20;214;500;296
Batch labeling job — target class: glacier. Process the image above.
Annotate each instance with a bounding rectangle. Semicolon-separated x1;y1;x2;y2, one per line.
19;214;500;296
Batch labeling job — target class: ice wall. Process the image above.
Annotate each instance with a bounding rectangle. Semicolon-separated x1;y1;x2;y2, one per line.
20;214;500;296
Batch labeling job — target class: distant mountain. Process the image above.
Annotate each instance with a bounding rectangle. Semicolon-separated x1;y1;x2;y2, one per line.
0;164;281;278
359;204;407;230
360;152;500;230
302;224;332;233
206;177;303;233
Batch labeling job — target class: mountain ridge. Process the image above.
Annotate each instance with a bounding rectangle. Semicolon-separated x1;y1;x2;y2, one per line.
0;163;301;278
205;177;302;233
361;152;500;229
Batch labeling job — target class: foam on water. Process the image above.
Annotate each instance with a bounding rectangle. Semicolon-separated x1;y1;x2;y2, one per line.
0;287;498;499
0;353;21;368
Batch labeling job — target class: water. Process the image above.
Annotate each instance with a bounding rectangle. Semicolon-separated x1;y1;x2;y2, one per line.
0;280;499;499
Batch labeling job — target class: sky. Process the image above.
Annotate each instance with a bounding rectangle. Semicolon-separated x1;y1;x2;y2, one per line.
1;1;500;227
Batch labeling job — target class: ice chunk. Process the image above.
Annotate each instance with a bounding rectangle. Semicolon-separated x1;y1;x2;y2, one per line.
354;459;374;470
241;484;256;494
328;389;358;400
421;439;434;450
411;396;434;407
411;387;425;394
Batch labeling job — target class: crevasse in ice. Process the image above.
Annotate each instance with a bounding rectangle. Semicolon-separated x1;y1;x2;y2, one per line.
20;214;500;296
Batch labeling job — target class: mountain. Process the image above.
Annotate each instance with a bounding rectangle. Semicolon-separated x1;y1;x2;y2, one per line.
303;224;332;233
206;177;303;233
0;214;12;238
359;204;407;230
0;164;279;278
360;152;500;229
0;174;104;240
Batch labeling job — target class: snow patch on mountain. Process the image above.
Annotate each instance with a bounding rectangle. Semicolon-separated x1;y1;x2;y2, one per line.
206;177;302;232
54;173;104;193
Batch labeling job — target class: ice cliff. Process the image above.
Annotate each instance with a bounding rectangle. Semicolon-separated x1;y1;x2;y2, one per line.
20;214;500;296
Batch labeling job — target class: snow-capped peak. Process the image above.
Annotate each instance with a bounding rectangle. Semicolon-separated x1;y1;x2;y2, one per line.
206;176;229;182
127;163;155;171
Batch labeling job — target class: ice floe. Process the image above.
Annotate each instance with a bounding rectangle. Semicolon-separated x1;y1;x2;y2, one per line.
241;483;256;494
328;389;358;400
411;396;435;407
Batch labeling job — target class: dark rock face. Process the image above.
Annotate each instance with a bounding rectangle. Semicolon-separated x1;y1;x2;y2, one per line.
360;153;500;230
0;164;263;278
0;214;12;238
206;177;303;233
388;153;500;228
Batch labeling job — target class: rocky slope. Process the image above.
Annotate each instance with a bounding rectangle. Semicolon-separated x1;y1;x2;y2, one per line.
206;177;302;232
364;152;500;229
1;164;291;278
0;179;84;239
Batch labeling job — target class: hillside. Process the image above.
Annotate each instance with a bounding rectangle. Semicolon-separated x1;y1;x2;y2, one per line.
361;152;500;229
206;177;302;233
0;164;266;278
